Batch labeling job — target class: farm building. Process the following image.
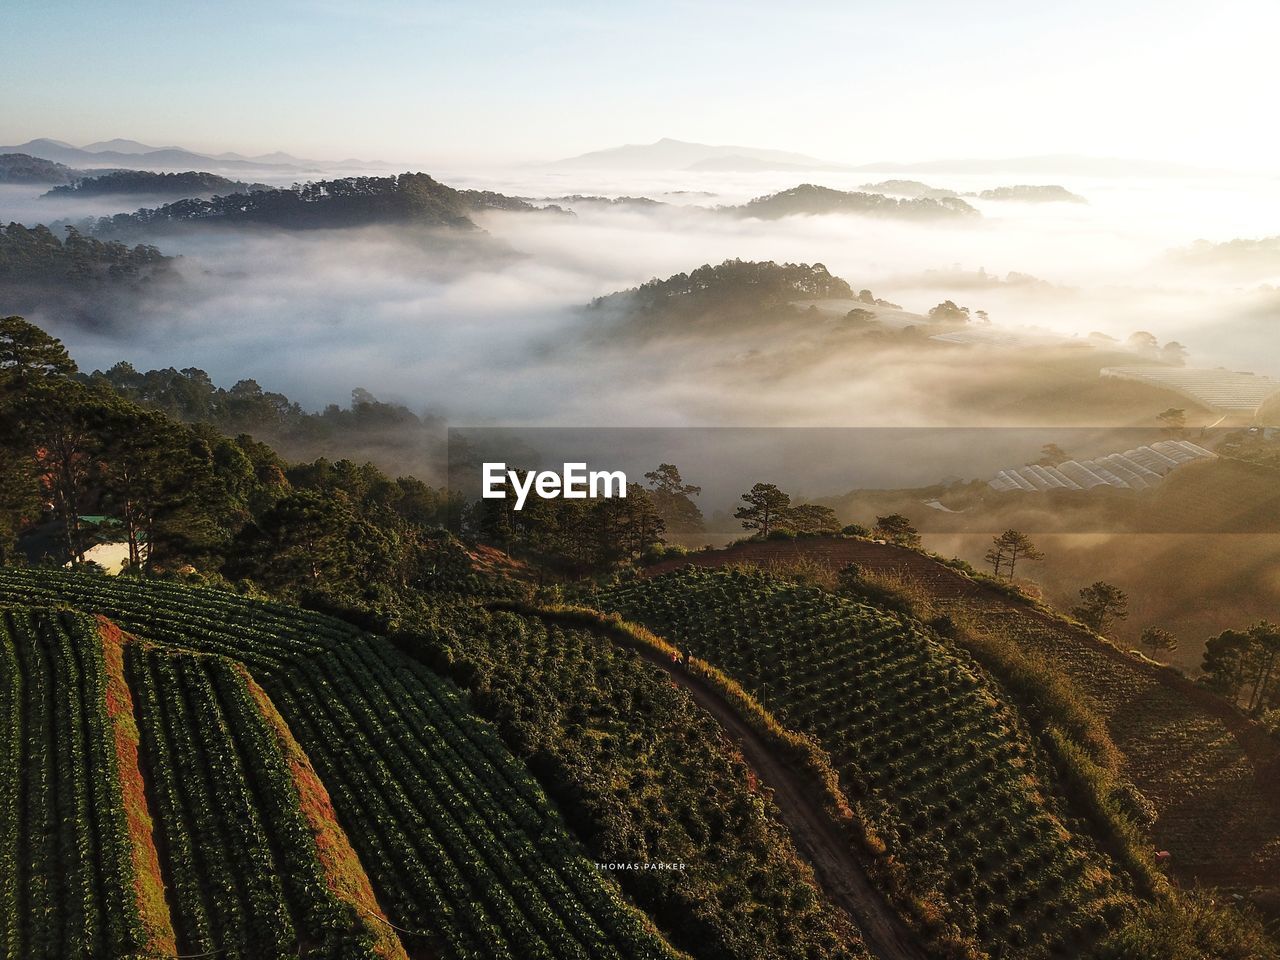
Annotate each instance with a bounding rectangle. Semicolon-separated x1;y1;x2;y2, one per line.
16;515;149;574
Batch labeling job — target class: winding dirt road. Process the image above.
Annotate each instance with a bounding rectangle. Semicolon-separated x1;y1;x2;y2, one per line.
627;643;930;960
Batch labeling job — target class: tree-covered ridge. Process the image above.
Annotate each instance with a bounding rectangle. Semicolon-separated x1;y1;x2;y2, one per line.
82;173;558;235
85;363;444;481
589;259;855;332
83;173;477;233
0;153;79;185
0;317;463;593
724;184;979;220
975;185;1086;203
0;222;173;286
1171;235;1280;272
859;180;960;200
45;170;270;200
544;195;667;209
455;188;568;215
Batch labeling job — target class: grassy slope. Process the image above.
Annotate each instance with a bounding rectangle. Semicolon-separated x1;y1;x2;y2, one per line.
840;456;1280;668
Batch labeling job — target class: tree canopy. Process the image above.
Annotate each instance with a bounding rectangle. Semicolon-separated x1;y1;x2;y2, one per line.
1071;581;1129;635
984;529;1044;579
1202;622;1280;714
0;222;172;287
734;483;791;538
0;315;77;381
873;514;921;548
644;463;705;533
0;316;459;597
45;169;269;199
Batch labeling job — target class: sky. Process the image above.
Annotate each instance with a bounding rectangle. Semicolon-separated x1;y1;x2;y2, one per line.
3;0;1279;168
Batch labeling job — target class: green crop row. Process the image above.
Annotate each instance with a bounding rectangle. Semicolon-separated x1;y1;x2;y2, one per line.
0;608;146;959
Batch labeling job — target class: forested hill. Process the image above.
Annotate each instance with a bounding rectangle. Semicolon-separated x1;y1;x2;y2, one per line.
858;179;960;199
87;362;443;479
0;152;79;185
0;222;173;286
45;169;270;200
975;184;1086;203
588;259;855;334
82;173;560;235
723;184;979;220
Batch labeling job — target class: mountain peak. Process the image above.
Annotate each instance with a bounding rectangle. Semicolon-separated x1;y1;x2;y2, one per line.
550;138;845;171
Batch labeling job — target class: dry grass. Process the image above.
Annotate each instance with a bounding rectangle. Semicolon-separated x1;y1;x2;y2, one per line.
97;616;177;958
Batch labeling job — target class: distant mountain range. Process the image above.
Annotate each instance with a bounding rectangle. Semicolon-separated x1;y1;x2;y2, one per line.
5;137;1226;180
551;140;1226;178
0;138;387;174
548;138;850;172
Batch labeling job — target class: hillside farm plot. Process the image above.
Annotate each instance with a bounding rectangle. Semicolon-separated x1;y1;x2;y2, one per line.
396;601;871;960
0;569;684;960
597;568;1139;960
640;537;1280;915
1100;366;1280;416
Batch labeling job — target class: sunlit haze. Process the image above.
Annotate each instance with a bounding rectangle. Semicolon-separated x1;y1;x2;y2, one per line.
5;0;1280;169
4;4;1280;953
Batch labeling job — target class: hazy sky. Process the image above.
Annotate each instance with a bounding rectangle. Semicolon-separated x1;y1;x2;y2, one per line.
4;0;1278;168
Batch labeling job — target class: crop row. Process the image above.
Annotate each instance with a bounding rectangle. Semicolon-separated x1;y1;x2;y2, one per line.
0;607;145;959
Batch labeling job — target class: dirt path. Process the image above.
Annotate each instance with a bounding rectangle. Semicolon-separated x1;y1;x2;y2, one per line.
627;643;929;960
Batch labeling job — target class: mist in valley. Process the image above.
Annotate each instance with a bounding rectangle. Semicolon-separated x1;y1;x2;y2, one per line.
7;166;1280;434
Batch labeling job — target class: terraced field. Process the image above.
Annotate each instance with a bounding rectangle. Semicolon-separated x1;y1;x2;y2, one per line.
597;568;1139;959
125;645;392;959
393;600;873;960
643;538;1280;913
0;569;685;960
